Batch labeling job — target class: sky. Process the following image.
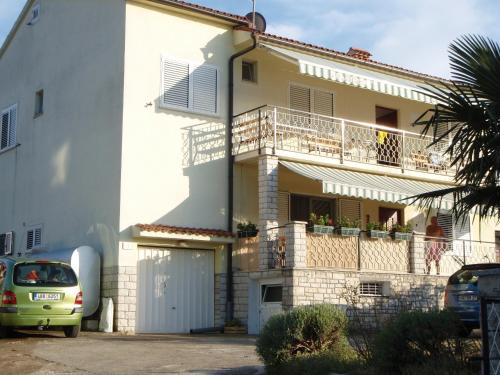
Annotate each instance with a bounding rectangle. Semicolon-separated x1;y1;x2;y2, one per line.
1;0;499;78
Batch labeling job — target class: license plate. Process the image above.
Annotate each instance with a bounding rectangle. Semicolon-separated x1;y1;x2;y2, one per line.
33;293;61;301
458;295;478;302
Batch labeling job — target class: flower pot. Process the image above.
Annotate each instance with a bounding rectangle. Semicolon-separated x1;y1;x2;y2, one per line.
367;230;388;239
391;232;412;241
224;326;247;334
237;230;259;238
307;225;334;234
336;227;361;237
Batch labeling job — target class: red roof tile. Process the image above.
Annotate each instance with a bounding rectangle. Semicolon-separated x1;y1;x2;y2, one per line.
136;224;235;238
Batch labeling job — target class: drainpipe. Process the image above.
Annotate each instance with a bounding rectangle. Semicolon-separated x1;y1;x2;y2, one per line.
226;32;258;321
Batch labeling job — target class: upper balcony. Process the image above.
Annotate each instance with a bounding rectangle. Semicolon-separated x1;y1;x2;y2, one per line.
232;105;454;181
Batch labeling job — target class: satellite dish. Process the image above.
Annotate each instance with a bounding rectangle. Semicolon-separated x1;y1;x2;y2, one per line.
245;12;267;32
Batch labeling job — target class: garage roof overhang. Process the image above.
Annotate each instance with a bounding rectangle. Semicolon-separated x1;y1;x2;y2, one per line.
133;224;235;244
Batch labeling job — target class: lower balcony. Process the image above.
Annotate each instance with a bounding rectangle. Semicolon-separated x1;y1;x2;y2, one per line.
232;222;497;277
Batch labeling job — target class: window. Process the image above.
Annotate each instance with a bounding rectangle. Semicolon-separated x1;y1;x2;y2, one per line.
379;207;402;230
290;194;335;222
14;263;77;287
161;56;219;115
261;285;283;303
289;84;335;117
359;282;384;296
34;90;44;117
436;210;471;241
1;104;17;151
0;232;13;256
242;61;257;82
28;3;41;25
26;227;42;250
339;199;361;224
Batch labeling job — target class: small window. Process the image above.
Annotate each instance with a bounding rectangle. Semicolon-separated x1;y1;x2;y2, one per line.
27;227;42;250
28;3;41;25
261;285;282;303
14;263;77;287
1;104;17;151
242;61;257;83
35;90;44;117
359;282;384;296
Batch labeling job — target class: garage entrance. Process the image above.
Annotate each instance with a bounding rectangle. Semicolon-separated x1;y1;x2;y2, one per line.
136;247;214;333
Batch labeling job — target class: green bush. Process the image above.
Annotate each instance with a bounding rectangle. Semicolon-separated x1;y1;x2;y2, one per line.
256;304;355;372
373;310;477;374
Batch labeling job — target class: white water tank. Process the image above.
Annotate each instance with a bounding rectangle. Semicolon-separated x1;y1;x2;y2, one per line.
29;246;101;317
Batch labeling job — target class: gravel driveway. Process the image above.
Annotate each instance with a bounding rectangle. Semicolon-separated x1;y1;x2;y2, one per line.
1;331;264;375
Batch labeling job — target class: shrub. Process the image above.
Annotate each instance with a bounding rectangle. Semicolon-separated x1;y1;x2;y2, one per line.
256;304;354;371
372;309;478;374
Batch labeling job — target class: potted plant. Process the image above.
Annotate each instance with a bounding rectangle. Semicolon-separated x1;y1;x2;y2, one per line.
336;216;361;237
366;222;388;239
237;221;258;238
390;223;413;241
224;319;247;334
307;213;334;234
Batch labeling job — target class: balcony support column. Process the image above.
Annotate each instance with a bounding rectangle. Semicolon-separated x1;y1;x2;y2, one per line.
285;222;307;268
258;152;279;270
410;233;426;274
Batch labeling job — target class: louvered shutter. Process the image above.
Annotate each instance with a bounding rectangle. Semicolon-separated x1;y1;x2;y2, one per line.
1;112;9;149
34;228;42;247
313;90;334;117
278;191;290;226
339;199;361;223
4;232;13;255
0;234;5;256
8;106;16;147
290;85;311;113
162;59;190;109
436;211;453;240
27;230;34;250
192;65;217;114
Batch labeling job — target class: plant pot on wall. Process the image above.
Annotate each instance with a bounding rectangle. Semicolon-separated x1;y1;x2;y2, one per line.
367;230;388;239
391;232;412;241
307;225;334;234
336;227;361;237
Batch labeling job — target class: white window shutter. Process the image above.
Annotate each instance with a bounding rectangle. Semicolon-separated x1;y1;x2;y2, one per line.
436;211;453;240
27;230;34;250
192;65;218;114
4;232;13;255
453;215;471;241
162;59;190;109
8;105;16;147
339;199;361;223
34;227;42;247
313;90;334;117
1;112;8;149
278;191;290;226
290;85;311;113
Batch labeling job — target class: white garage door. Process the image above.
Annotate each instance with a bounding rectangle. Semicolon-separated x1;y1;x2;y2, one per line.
136;247;214;333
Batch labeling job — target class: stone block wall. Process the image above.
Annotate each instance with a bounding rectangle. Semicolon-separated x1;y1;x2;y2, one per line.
101;266;137;333
214;273;227;326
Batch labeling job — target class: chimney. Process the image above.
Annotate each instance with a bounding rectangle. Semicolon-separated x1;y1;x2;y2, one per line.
347;47;372;61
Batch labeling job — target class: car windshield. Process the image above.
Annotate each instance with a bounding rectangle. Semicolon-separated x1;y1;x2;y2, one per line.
14;263;77;287
449;269;479;285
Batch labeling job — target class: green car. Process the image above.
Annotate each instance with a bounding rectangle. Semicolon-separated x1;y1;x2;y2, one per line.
0;257;83;338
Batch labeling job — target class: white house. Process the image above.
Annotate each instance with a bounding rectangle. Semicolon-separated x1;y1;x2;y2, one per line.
0;0;498;334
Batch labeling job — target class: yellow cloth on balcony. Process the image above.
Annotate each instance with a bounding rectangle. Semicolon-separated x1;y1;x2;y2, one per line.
377;131;388;144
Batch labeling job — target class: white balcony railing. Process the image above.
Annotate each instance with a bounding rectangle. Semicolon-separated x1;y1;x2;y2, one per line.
233;105;455;176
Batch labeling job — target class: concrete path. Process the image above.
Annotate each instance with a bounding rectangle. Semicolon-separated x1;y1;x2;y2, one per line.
1;331;264;375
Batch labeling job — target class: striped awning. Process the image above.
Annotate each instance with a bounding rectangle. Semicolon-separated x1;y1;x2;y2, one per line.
280;161;454;209
261;43;436;104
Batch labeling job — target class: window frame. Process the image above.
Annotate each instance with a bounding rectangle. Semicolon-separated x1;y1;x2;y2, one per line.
34;89;44;117
290;193;336;223
242;60;258;83
160;55;220;117
29;3;41;25
1;104;18;153
26;225;43;251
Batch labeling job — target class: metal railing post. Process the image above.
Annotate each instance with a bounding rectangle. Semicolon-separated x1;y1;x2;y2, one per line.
341;120;345;164
401;131;406;172
463;240;467;265
273;107;277;153
258;109;262;153
357;231;362;271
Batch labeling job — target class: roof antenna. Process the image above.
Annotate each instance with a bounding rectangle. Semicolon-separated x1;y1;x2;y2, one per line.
252;0;256;29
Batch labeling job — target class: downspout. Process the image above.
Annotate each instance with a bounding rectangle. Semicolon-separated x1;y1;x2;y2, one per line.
226;32;258;321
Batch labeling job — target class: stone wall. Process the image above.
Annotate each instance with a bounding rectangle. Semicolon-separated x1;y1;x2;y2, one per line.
101;266;137;333
214;273;227;326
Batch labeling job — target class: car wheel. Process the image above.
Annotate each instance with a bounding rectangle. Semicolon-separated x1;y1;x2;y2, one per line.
63;325;80;338
0;326;12;339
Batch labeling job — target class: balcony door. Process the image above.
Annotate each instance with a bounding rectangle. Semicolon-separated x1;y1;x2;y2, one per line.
376;106;400;166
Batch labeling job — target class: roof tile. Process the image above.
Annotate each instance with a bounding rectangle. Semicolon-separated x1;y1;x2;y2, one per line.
136;224;235;238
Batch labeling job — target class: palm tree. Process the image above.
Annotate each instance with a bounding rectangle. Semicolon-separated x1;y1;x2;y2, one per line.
409;35;500;221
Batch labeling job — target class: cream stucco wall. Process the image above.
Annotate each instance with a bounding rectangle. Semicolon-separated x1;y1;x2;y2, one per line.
233;48;432;133
0;0;126;267
119;1;235;243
